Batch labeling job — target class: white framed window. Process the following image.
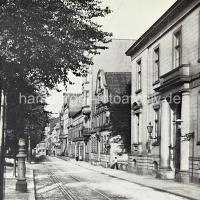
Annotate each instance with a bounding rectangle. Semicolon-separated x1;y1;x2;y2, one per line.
153;46;160;82
154;109;160;139
173;28;182;68
136;59;142;91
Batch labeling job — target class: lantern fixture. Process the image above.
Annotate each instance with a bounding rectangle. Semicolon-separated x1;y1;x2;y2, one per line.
147;122;153;137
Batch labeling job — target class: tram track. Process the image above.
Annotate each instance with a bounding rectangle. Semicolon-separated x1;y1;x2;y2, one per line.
45;164;114;200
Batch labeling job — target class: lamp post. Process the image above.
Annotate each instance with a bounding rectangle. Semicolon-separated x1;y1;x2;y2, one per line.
146;122;153;153
147;122;153;139
16;138;27;192
28;135;31;163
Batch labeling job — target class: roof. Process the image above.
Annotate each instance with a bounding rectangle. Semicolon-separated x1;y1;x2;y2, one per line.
71;108;83;119
69;111;78;118
104;72;131;96
126;0;197;56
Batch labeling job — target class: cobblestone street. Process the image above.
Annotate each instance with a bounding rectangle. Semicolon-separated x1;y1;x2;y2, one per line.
34;157;190;200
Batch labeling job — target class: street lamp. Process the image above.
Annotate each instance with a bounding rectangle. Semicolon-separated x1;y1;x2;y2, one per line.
147;122;153;139
147;122;160;140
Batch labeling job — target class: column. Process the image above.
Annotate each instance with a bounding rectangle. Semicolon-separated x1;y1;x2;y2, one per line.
74;142;77;158
83;142;86;161
180;91;190;171
133;115;138;144
78;142;81;159
160;99;171;169
97;136;101;162
88;138;91;162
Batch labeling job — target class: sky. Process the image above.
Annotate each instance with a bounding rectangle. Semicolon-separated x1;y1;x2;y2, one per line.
46;0;176;116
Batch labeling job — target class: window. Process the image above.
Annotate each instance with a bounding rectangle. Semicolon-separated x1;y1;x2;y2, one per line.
173;29;182;68
100;136;104;153
197;92;200;144
136;59;142;91
154;109;160;139
136;113;140;144
92;137;97;153
85;91;89;106
198;11;200;62
153;47;160;83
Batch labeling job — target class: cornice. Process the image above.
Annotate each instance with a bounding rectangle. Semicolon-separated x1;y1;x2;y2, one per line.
126;0;198;57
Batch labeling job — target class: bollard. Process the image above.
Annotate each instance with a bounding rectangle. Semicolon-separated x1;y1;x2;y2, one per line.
16;138;27;192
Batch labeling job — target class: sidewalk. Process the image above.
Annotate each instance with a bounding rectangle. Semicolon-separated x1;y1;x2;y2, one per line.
4;163;35;200
59;156;200;200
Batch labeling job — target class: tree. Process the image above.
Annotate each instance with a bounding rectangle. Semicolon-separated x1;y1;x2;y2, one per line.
0;1;111;194
0;0;112;90
0;0;111;160
5;72;50;156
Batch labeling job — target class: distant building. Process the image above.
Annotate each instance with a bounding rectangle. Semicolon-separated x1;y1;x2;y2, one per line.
126;0;200;183
45;117;60;155
63;93;83;158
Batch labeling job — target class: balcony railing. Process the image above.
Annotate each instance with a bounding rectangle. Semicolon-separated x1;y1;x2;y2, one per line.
155;64;190;92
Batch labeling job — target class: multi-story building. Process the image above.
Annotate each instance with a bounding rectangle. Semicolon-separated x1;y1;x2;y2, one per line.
45;117;60;155
126;0;200;183
90;70;131;169
65;39;134;166
63;93;84;158
58;109;66;155
82;39;134;167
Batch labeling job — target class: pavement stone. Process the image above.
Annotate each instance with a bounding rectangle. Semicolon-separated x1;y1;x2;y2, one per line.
58;156;200;200
4;163;35;200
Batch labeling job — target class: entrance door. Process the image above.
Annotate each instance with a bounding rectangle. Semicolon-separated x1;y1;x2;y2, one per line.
174;103;181;175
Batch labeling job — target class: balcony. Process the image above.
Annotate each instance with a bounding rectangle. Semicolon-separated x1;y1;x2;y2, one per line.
155;64;190;92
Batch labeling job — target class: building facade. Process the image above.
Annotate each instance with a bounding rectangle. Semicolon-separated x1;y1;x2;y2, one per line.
126;0;200;183
90;70;131;169
63;93;88;160
45;117;60;156
63;39;133;168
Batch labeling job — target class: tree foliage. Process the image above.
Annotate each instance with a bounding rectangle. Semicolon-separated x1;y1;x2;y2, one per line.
0;0;112;89
0;0;111;152
5;71;50;154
